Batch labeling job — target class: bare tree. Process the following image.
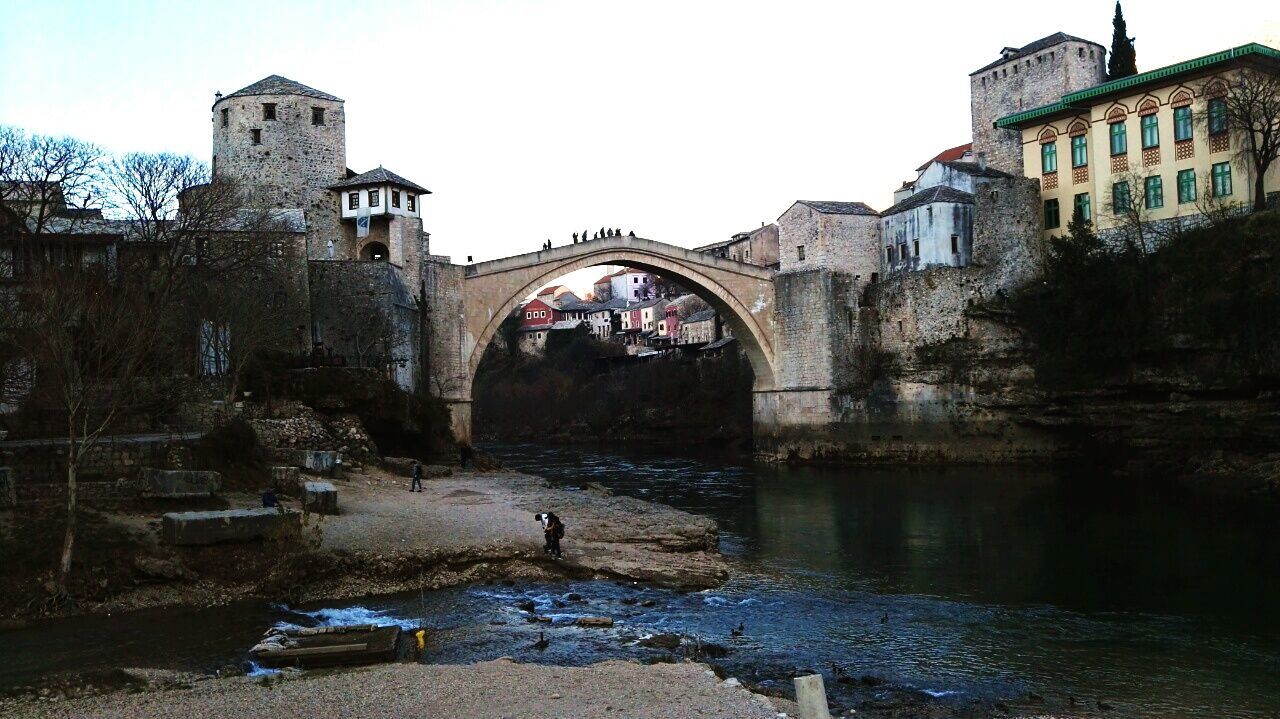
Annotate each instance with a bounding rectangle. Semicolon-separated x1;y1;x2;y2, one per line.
1103;169;1168;255
1200;68;1280;211
1;131;297;601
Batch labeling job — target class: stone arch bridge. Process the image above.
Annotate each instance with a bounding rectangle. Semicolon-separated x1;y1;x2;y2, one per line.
428;235;795;443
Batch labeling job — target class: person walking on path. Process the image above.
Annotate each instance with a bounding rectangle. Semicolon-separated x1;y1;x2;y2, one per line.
410;460;423;492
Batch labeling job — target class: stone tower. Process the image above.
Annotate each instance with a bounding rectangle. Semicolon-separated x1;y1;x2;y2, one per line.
969;33;1107;174
211;75;347;258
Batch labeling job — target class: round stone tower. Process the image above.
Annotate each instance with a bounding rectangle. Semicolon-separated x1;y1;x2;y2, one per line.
211;75;347;254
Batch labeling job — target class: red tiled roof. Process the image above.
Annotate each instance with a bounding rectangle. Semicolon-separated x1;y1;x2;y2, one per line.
915;142;973;172
593;275;614;285
537;285;563;296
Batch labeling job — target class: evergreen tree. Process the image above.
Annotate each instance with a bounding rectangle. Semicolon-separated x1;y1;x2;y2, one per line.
1107;1;1137;79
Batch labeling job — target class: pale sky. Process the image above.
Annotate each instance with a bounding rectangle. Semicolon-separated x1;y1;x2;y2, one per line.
1;1;1275;296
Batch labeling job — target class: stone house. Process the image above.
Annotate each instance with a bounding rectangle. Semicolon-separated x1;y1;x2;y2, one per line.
694;223;780;268
777;200;882;291
678;308;721;345
996;42;1280;245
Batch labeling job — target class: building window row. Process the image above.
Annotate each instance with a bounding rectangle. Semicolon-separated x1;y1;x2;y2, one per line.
218;105;327;129
346;189;418;211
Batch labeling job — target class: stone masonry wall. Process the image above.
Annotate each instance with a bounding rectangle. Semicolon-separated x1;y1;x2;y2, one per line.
212;92;347;261
970;39;1106;174
778;204;882;291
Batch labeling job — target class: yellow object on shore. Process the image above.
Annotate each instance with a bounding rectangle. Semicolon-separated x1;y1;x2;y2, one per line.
415;629;426;651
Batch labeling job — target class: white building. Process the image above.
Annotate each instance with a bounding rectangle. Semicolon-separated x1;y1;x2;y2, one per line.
611;268;656;302
880;159;1014;275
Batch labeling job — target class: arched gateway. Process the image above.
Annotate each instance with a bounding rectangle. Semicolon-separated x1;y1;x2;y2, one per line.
439;236;777;442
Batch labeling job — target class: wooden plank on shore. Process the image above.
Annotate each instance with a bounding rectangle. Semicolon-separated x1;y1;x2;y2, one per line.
262;642;369;658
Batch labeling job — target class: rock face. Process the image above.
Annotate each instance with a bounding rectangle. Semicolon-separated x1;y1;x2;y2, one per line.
0;466;15;508
132;555;198;582
140;469;222;499
304;481;338;515
161;508;298;546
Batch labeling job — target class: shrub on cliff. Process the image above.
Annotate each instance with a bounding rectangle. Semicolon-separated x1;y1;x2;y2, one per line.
1015;210;1280;388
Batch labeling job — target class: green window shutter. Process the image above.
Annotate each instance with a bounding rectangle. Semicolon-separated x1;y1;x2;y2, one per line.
1177;169;1196;203
1074;193;1092;222
1174;107;1193;141
1110;122;1127;155
1208;99;1228;135
1141;115;1159;149
1145;176;1164;209
1071;135;1088;167
1042;142;1057;173
1212;162;1233;196
1044;199;1060;229
1112;181;1130;214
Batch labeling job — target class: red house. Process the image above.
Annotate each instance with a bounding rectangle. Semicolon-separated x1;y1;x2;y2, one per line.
520;298;556;327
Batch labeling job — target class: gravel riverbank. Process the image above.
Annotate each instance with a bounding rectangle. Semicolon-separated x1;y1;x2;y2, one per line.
3;659;789;719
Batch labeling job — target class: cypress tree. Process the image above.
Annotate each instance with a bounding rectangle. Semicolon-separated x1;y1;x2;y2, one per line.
1108;1;1138;79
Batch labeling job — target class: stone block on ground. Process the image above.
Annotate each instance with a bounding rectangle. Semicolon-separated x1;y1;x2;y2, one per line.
0;467;14;508
423;465;452;479
271;465;302;492
269;449;340;477
576;617;614;628
141;468;221;499
304;481;338;515
161;508;298;546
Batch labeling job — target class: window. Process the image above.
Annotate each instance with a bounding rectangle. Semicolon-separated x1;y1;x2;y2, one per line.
407;194;416;212
1041;142;1058;173
262;103;276;121
912;240;920;257
950;235;959;253
348;192;359;210
1073;192;1091;222
270;240;285;258
797;245;806;261
1208;99;1228;135
526;312;532;319
1144;175;1164;209
1177;169;1197;204
633;277;639;283
251;128;262;145
1044;199;1060;229
233;240;249;256
1109;121;1127;155
220;108;229;127
1113;181;1131;213
392;190;401;208
1141;115;1159;149
369;189;380;206
1071;135;1088;167
1173;106;1192;141
312;107;325;125
1212;162;1232;197
886;246;894;263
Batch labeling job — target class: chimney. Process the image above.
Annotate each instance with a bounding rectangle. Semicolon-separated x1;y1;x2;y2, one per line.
977;152;988;170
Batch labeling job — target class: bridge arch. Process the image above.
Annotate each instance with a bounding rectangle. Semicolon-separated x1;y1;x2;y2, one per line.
461;237;778;406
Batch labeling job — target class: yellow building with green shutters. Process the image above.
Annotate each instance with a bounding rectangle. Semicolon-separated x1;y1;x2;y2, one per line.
996;43;1280;244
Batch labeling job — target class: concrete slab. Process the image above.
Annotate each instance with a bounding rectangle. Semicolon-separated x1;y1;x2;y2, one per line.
161;508;298;546
141;469;221;498
271;466;302;492
304;481;338;515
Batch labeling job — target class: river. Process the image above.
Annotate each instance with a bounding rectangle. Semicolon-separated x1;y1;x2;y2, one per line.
2;443;1278;717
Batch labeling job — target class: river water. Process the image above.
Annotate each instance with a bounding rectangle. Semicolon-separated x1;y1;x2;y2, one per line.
3;444;1278;717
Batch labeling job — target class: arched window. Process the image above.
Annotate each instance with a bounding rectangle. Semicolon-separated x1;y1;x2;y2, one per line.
360;241;389;261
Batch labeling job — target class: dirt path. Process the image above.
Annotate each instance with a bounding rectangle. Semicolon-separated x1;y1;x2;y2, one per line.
2;659;789;719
